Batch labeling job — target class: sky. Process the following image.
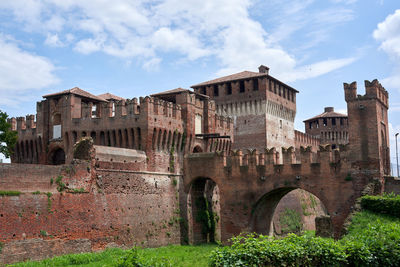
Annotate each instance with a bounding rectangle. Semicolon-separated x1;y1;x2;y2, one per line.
0;0;399;171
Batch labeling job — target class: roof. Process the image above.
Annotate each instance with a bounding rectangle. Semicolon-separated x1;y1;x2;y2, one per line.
151;88;209;99
151;88;189;96
191;70;299;92
98;93;125;101
304;110;347;122
43;87;107;102
191;71;267;87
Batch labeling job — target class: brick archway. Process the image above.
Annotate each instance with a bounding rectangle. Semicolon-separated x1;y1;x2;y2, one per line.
187;177;221;244
250;187;330;235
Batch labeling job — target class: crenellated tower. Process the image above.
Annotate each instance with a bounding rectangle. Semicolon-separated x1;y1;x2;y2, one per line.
344;79;390;175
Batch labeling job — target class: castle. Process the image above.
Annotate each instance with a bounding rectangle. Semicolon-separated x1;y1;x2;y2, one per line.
0;66;394;264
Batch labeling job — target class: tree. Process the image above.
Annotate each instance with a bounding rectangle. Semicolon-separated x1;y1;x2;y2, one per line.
0;110;18;158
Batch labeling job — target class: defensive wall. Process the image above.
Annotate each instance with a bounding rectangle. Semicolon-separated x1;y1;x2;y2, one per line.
0;78;395;264
0;143;184;264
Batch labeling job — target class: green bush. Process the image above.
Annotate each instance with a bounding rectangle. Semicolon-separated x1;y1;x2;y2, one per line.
210;210;400;267
209;233;346;267
360;194;400;218
342;210;400;266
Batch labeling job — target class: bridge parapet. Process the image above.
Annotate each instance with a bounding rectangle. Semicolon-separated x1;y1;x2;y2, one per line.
221;146;350;171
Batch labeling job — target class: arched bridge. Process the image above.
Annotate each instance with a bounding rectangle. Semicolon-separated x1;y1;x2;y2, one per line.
184;146;383;243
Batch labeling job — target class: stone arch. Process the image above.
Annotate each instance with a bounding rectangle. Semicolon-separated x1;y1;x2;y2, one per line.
49;147;65;165
187;177;221;244
193;145;203;153
251;187;330;236
90;131;96;144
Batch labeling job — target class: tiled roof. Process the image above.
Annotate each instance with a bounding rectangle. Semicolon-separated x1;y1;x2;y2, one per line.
151;88;189;96
191;71;267;87
98;93;125;101
304;111;347;122
43;87;107;102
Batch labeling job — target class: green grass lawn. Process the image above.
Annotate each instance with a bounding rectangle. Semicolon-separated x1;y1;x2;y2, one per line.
9;244;218;267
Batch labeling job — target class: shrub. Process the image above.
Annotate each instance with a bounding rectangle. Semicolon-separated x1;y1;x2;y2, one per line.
360;194;400;218
342;210;400;266
209;233;346;267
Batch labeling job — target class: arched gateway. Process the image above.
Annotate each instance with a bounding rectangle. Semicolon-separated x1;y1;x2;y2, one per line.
184;147;383;242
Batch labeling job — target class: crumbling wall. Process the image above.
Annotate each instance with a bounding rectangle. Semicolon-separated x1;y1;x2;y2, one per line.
0;152;181;264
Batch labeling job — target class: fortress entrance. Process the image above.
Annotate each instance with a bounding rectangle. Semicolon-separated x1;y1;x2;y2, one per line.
251;187;328;236
187;177;221;244
50;148;65;165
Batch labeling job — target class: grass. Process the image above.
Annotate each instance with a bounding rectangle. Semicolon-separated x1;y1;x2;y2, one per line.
0;190;21;196
10;244;218;267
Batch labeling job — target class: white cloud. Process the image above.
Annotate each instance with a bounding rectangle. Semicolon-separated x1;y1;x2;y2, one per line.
373;9;400;58
44;33;64;47
281;57;357;82
373;10;400;90
0;0;357;82
0;35;59;106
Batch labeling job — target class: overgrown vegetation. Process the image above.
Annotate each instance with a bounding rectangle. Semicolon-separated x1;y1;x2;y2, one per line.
0;190;21;196
55;175;67;192
12;245;217;267
195;196;216;241
210;201;400;266
360;193;400;218
69;188;86;194
210;233;346;266
279;208;302;234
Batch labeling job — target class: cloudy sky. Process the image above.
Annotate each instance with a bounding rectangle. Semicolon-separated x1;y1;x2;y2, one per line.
0;0;399;170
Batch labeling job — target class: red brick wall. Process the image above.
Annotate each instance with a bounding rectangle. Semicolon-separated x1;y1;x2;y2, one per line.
0;161;181;264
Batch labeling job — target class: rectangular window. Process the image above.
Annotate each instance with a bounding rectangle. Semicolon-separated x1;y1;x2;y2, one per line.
91;105;97;118
53;125;61;139
239;81;245;93
213;85;219;96
226;83;232;95
195;114;202;134
323;118;327;126
202;87;206;95
332;118;336;126
309;122;312;129
112;103;115;117
253;79;259;91
269;79;272;91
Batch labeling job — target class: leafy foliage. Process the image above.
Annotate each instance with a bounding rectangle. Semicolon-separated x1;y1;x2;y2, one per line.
360;193;400;218
279;208;302;234
210;210;400;267
209;233;346;267
0;190;21;196
0;110;18;158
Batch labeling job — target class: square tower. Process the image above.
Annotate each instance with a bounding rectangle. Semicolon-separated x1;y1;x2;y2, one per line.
192;65;298;156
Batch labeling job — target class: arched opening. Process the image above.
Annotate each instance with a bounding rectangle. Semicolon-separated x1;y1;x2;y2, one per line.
50;148;65;165
100;131;105;146
188;177;221;244
193;146;203;153
90;131;96;143
252;188;328;237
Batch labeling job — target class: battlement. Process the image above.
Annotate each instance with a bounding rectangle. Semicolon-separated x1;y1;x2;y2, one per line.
344;79;388;107
205;146;348;171
294;130;320;148
9;115;37;131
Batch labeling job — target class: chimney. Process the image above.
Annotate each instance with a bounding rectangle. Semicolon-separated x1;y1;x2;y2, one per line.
324;107;334;113
258;65;269;74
